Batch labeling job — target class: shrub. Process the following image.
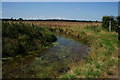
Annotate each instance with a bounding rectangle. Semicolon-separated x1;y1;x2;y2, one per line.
102;16;118;31
117;16;120;26
2;22;57;57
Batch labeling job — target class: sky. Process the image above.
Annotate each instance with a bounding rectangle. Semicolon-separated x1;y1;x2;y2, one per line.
2;2;118;21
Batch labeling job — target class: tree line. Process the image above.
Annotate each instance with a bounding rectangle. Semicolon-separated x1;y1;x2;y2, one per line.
2;18;100;23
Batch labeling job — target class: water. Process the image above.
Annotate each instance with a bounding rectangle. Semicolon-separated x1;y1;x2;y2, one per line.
2;33;90;78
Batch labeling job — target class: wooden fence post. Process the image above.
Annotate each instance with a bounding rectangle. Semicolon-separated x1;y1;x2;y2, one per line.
109;21;111;32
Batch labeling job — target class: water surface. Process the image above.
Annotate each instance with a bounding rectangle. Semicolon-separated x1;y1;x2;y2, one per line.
3;33;90;78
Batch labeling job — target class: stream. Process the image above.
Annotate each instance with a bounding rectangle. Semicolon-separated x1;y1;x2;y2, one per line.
2;33;90;78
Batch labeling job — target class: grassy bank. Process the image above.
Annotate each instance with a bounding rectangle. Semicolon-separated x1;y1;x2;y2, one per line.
46;24;118;78
2;22;57;59
3;21;118;78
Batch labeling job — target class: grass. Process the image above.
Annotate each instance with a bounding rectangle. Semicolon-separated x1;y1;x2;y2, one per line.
3;21;118;78
26;21;118;78
41;22;118;78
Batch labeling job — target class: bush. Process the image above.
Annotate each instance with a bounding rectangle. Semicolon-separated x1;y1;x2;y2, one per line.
117;16;120;26
102;16;118;31
2;22;57;57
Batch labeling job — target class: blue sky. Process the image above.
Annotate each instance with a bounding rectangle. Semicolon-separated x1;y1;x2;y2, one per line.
2;2;118;21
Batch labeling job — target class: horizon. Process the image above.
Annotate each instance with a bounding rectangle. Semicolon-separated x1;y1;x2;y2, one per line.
2;2;118;21
1;17;103;21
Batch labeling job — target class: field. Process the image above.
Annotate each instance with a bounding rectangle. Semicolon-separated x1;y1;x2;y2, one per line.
2;21;119;78
15;21;101;27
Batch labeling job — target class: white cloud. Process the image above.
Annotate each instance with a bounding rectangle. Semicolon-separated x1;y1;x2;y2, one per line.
47;17;69;20
2;16;72;20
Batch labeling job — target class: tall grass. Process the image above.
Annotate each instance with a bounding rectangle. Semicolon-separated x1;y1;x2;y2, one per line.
44;23;118;78
4;21;118;78
56;25;118;78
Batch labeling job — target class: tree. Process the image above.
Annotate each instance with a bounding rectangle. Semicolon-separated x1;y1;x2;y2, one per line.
102;16;117;31
10;18;13;21
117;16;120;26
18;18;23;21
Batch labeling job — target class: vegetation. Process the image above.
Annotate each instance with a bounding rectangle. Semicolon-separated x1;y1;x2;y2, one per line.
2;18;101;22
117;16;120;26
2;22;57;58
102;16;120;31
2;19;119;78
39;21;118;78
18;18;23;21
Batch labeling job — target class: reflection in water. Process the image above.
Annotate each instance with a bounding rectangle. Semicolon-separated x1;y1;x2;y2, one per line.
2;34;90;78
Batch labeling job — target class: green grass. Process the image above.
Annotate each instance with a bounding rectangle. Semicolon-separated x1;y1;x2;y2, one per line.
3;21;118;78
62;74;76;78
48;25;118;78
